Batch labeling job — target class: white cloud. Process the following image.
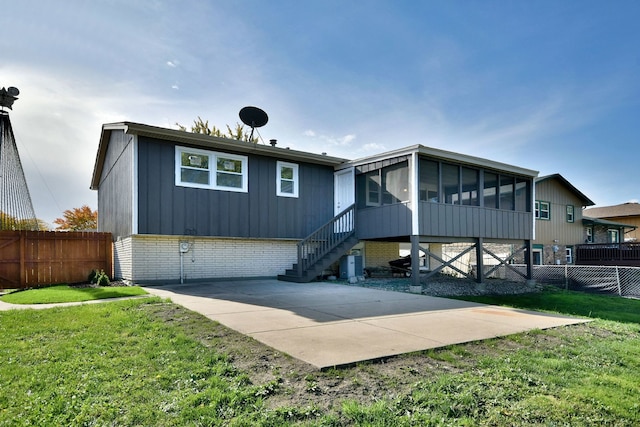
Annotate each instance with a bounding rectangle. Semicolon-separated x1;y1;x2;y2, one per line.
361;142;386;152
167;60;179;68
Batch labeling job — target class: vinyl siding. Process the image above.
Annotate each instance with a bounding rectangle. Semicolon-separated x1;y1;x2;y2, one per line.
96;130;134;239
534;179;586;245
419;202;532;240
356;203;413;240
136;136;334;238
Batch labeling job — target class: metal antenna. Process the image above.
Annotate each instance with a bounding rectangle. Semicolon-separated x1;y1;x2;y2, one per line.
0;87;20;111
0;86;39;230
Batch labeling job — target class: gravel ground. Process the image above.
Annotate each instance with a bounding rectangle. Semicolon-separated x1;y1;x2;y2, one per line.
336;274;543;297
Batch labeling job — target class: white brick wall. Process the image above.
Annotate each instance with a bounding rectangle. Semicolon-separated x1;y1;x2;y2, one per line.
114;237;132;280
114;235;298;283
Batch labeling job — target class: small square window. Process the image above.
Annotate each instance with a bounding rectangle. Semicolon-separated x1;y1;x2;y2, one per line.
277;161;299;198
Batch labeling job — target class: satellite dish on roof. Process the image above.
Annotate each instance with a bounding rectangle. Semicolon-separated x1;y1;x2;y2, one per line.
239;106;268;142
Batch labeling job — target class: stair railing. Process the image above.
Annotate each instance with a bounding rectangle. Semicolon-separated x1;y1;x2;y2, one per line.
297;204;356;277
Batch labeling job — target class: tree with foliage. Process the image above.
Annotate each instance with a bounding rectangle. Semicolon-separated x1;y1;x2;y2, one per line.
176;116;258;143
0;211;47;231
53;205;98;231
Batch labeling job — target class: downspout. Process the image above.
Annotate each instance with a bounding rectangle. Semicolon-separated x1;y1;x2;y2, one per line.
180;250;184;284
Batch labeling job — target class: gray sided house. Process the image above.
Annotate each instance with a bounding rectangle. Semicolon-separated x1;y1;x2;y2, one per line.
91;122;345;283
91;122;538;285
531;174;595;265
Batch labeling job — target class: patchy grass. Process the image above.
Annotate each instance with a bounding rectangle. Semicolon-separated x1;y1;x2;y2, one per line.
454;286;640;324
1;291;639;425
0;285;148;304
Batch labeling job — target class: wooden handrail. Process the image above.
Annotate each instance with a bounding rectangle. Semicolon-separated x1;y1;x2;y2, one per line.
297;204;356;277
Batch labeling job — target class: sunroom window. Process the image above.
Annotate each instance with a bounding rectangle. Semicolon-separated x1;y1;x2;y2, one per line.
176;146;248;192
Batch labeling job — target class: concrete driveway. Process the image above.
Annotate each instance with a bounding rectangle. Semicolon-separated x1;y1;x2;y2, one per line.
143;280;588;369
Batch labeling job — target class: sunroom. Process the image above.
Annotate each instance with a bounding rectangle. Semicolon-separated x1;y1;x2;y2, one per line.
344;145;538;286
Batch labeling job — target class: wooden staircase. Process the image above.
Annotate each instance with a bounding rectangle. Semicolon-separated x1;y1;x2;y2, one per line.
278;205;357;283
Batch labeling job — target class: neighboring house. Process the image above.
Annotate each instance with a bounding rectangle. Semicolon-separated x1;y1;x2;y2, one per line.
531;174;594;265
583;202;640;242
91;121;538;285
581;217;635;244
576;205;639;267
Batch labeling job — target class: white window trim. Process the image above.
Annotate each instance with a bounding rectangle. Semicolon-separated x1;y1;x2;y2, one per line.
566;205;574;223
276;161;299;198
175;146;248;192
535;200;550;220
532;248;543;265
565;247;573;264
586;226;593;243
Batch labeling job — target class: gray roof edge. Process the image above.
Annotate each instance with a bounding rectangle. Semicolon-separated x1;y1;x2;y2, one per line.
535;173;595;206
341;144;538;177
91;122;348;189
582;216;637;229
119;122;348;165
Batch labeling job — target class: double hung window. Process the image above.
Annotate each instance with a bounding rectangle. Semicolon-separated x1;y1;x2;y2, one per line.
535;201;551;220
566;205;575;223
277;161;299;197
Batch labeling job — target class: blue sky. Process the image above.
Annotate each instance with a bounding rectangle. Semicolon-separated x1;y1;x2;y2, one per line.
1;0;639;225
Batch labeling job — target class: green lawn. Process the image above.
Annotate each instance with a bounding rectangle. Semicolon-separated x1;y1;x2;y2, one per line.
454;285;640;324
1;288;639;426
0;284;147;304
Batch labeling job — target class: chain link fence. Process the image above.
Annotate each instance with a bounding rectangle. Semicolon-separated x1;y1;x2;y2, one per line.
431;243;640;298
502;264;640;298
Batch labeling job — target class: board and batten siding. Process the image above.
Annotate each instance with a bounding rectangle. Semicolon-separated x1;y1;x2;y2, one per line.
356;203;412;240
136;137;334;239
356;202;532;241
97;130;134;239
534;179;586;245
419;202;533;240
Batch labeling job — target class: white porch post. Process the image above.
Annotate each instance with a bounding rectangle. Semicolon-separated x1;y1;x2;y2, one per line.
410;152;421;288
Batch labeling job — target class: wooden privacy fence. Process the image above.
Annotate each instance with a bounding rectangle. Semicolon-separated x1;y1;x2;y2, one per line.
0;231;113;289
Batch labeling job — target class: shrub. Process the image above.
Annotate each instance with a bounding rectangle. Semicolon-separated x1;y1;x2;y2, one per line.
89;269;110;286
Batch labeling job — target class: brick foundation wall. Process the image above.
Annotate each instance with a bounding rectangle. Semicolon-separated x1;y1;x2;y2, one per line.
114;237;132;281
114;235;297;283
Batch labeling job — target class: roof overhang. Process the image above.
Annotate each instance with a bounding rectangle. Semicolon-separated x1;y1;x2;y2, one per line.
339;144;538;177
91;122;348;190
536;174;595;207
582;216;637;231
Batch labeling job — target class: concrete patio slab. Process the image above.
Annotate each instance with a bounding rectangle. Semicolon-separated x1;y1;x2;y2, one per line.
143;280;590;369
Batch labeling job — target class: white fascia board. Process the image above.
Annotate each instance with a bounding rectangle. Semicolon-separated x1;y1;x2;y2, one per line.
343;144;538;178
